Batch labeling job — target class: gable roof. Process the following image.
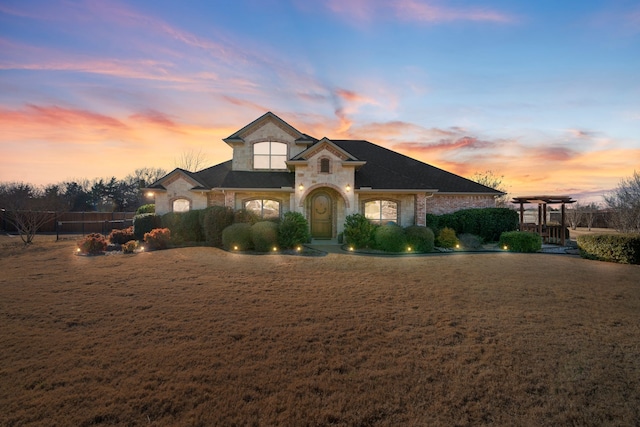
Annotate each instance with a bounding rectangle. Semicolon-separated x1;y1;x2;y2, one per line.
331;140;502;194
223;111;315;147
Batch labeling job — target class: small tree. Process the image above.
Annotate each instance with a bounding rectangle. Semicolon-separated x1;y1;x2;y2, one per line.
0;182;55;245
583;202;599;231
604;171;640;233
174;148;208;172
469;170;509;207
566;202;583;230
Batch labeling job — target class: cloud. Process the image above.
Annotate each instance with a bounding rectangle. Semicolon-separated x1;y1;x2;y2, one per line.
129;110;181;131
314;0;516;25
394;136;496;153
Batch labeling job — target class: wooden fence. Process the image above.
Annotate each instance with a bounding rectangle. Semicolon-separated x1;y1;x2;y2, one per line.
1;211;136;236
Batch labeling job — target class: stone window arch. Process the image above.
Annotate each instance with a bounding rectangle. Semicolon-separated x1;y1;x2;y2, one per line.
319;157;331;173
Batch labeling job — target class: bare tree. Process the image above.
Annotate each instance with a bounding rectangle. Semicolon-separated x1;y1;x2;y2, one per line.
604;171;640;233
174;148;208;172
566;202;583;230
583;202;599;231
0;182;54;245
469;170;509;207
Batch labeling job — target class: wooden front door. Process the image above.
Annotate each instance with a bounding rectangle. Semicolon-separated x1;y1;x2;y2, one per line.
311;192;332;239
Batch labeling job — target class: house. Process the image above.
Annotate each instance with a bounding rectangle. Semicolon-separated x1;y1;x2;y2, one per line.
148;112;503;239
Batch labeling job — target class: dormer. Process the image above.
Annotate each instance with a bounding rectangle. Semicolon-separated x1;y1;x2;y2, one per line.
223;112;315;171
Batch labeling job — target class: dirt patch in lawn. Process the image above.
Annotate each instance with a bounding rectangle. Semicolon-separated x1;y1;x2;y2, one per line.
1;239;639;426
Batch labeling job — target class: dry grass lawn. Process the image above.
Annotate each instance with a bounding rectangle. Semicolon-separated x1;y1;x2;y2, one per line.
1;236;639;426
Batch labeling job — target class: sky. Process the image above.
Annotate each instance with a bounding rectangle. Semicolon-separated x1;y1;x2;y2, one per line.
1;0;639;204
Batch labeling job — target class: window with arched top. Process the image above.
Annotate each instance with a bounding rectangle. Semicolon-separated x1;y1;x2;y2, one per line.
254;141;287;170
244;199;281;219
364;200;398;225
173;198;191;212
320;158;330;173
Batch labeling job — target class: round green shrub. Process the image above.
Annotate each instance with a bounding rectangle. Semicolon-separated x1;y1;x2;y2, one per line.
233;209;259;225
344;213;376;249
374;224;407;252
404;225;434;253
499;231;542;253
136;204;155;214
436;227;459;248
278;211;310;249
251;221;279;252
133;213;162;240
203;206;234;247
222;223;253;251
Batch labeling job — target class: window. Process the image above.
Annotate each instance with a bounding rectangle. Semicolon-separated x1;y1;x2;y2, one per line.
320;158;330;173
365;200;398;224
254;141;287;170
173;198;190;212
245;199;280;219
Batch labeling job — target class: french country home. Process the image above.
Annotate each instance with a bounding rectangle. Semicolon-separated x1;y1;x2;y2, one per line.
148;112;503;239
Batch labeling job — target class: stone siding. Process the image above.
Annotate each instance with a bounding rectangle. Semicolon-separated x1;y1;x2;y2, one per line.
232;121;306;171
154;175;208;215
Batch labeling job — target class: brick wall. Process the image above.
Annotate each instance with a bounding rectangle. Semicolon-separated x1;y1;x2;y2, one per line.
427;195;496;215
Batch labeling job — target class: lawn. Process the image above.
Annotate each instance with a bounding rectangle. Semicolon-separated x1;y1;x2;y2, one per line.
1;238;639;426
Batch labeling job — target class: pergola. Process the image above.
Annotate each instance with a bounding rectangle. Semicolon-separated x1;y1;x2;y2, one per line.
512;195;576;246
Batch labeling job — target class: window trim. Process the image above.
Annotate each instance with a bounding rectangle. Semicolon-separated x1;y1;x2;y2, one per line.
363;199;399;225
172;198;191;213
253;141;288;170
319;157;331;174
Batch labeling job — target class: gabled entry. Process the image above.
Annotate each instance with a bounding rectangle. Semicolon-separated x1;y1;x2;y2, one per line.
310;191;332;239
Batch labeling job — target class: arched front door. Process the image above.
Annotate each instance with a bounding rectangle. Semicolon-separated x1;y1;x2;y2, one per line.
311;192;332;239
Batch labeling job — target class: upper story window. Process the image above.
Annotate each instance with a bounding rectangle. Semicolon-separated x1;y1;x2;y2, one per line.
320;158;330;173
245;199;280;219
364;200;398;225
254;141;287;170
173;198;191;212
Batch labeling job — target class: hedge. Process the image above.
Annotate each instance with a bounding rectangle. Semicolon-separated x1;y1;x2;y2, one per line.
203;206;235;247
426;208;518;242
404;225;435;253
222;223;253;251
499;231;542;253
133;213;162;240
251;221;279;252
577;234;640;264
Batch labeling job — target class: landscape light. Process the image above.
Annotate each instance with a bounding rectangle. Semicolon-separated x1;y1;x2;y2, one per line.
233;245;238;251
296;246;301;252
272;247;277;252
76;248;81;253
407;247;412;252
349;246;354;251
503;245;508;250
456;244;460;249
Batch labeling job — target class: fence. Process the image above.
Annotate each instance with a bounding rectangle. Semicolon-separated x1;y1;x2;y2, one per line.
1;211;136;238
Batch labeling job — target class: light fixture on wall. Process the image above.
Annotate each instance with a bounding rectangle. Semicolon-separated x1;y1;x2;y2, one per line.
298;183;304;191
345;184;351;192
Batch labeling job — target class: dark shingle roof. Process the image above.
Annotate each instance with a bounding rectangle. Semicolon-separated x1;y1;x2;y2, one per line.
194;161;294;189
331;140;502;194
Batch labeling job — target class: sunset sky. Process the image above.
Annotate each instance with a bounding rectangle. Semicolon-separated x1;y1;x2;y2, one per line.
1;0;639;203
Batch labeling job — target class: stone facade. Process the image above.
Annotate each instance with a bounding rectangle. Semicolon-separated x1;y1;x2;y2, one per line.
231;121;306;171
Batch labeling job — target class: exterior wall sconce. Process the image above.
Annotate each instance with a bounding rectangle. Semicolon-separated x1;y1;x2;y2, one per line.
298;184;304;191
345;184;351;192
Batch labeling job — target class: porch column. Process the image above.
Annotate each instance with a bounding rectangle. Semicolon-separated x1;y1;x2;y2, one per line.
224;191;235;209
537;203;543;235
561;202;566;246
519;202;524;230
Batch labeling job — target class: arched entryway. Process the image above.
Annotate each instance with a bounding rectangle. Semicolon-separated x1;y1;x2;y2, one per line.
310;191;333;239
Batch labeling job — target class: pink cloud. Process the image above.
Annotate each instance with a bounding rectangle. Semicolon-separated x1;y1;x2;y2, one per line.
394;136;495;153
129;110;181;131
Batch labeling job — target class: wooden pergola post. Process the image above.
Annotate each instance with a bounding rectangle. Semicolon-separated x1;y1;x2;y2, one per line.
512;195;576;247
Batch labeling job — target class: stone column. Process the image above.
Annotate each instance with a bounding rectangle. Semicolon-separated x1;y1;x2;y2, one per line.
415;193;427;226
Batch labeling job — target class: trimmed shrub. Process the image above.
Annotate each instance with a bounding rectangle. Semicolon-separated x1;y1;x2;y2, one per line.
344;213;376;249
436;227;459;248
251;221;279;252
404;225;435;253
136;204;155;214
234;209;260;225
222;223;253;251
577;234;640;264
375;224;407;252
133;213;162;240
203;206;235;247
161;210;205;244
425;208;518;242
278;212;310;249
424;214;439;232
144;228;171;251
458;233;483;250
108;226;135;244
77;233;108;255
499;231;542;253
122;240;138;254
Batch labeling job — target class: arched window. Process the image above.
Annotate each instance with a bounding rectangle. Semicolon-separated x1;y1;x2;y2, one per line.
320;158;330;173
244;199;280;219
173;198;191;212
364;200;398;224
254;141;287;170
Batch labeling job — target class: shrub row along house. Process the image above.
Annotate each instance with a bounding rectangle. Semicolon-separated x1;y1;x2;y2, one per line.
147;112;503;239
